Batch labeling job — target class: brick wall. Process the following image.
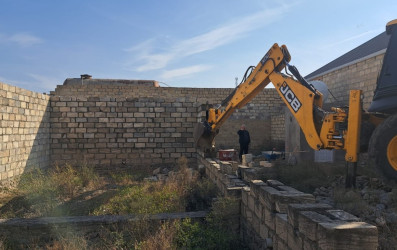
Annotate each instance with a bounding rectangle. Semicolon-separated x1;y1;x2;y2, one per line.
0;80;286;182
50;84;285;169
310;54;384;110
0;82;50;183
50;95;199;168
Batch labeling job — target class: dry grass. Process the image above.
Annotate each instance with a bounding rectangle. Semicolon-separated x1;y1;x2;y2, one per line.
44;233;89;250
0;163;105;218
93;157;217;215
333;187;371;216
0;157;227;249
270;160;344;193
134;221;178;250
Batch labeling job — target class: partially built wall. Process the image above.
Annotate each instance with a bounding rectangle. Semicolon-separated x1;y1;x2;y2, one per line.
0;80;285;183
199;156;379;249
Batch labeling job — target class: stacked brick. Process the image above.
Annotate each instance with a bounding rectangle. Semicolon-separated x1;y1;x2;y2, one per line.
198;156;378;249
0;82;50;182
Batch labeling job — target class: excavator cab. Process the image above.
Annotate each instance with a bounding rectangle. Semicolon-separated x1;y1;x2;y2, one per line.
368;19;397;113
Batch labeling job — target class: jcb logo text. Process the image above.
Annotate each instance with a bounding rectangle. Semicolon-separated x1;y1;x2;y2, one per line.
279;82;301;113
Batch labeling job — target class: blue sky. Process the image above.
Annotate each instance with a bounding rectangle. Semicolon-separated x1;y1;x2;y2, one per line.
1;0;396;93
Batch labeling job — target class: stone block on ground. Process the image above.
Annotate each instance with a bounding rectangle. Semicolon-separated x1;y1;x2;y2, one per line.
260;161;273;167
242;154;253;165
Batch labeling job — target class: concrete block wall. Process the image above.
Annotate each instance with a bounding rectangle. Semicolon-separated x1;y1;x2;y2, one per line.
0;79;286;182
310;54;384;110
198;155;378;249
50;84;286;168
50;95;199;168
0;82;50;183
270;111;286;150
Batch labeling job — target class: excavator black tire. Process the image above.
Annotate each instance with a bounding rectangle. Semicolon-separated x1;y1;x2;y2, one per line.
368;113;397;181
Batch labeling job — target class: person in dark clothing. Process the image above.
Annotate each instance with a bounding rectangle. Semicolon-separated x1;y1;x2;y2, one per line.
237;124;250;162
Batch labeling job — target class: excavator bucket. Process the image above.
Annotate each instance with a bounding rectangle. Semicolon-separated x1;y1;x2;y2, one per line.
193;122;217;150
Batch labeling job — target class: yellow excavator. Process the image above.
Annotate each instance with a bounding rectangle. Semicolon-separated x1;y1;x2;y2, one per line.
194;19;397;187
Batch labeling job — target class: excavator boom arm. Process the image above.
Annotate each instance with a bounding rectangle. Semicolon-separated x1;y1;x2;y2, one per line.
208;44;290;131
196;43;362;166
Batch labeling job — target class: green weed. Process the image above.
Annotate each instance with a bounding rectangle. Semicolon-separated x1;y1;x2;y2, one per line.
175;197;244;250
93;182;184;215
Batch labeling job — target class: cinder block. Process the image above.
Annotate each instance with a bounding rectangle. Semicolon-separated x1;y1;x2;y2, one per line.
274;192;315;213
287;224;303;250
254;200;263;220
267;179;284;187
288;203;333;229
275;213;288;243
303;237;317;250
298;211;333;241
248;194;255;212
259;222;269;239
317;221;378;250
260;185;280;210
252;214;260;234
226;186;243;197
274;236;287;250
246;207;253;224
325;209;359;222
264;206;275;231
250;179;266;199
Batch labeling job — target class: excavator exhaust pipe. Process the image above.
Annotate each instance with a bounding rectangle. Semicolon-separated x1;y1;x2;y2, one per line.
193;122;218;150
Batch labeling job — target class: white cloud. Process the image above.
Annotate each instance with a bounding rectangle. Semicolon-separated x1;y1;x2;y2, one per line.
28;74;59;91
0;32;43;47
320;30;378;49
161;65;212;79
136;53;175;72
125;4;293;72
0;74;57;93
0;76;22;86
